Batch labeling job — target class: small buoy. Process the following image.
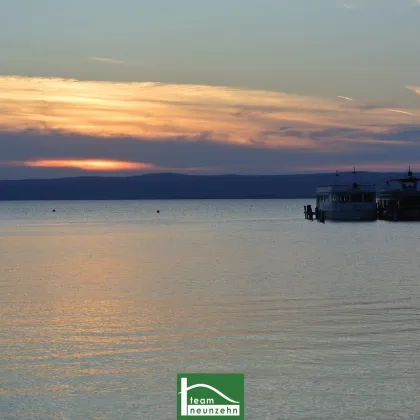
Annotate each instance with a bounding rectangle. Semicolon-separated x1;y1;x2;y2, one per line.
157;210;160;213
52;209;56;212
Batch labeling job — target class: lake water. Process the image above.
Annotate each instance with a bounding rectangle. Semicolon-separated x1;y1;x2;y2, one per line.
1;199;420;420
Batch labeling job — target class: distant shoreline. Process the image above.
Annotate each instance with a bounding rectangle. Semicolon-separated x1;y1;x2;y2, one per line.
0;171;406;201
0;196;315;201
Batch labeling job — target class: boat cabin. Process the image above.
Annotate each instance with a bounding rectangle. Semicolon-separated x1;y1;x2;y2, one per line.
315;182;377;221
384;170;418;191
316;183;376;205
377;169;420;220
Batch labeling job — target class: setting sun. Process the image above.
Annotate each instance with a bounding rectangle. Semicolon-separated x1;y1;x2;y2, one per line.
24;159;155;171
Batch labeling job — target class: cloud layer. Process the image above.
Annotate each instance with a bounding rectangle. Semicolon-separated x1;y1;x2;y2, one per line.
0;75;419;177
88;57;126;65
407;85;420;95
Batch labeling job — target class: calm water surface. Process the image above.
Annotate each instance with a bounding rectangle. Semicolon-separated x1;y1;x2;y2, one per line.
1;199;420;420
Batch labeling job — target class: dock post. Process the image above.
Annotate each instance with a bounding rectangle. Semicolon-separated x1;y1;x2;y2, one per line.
376;203;381;220
307;205;313;221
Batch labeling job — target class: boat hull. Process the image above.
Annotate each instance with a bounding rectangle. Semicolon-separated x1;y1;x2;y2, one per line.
322;209;377;221
377;207;420;221
377;193;420;221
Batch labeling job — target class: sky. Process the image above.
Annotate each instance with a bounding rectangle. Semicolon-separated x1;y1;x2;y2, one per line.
1;0;420;178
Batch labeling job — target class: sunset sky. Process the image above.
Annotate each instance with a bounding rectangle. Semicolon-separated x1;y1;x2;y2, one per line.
1;0;420;178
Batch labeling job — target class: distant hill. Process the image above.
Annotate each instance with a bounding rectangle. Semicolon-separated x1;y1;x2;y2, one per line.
0;172;406;200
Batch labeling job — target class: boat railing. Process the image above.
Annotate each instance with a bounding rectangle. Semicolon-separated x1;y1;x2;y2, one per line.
316;184;376;188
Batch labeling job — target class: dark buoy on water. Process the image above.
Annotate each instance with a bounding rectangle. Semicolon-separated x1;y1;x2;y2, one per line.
157;210;160;213
52;209;56;212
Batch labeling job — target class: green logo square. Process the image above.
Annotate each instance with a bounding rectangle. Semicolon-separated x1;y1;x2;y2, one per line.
177;373;244;419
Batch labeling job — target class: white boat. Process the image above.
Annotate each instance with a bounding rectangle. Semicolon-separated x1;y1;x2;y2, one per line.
315;181;377;221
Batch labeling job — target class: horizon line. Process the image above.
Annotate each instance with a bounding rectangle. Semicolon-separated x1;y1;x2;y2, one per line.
0;169;413;183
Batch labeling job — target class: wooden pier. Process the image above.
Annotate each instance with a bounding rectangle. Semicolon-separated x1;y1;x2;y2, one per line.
304;205;324;223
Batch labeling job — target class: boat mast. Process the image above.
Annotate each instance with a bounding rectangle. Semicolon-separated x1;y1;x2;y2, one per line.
352;166;358;188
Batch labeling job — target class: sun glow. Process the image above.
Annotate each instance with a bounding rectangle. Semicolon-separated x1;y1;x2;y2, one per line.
24;159;155;171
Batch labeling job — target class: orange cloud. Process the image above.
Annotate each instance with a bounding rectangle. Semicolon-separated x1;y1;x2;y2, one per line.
0;159;216;173
0;75;419;154
406;85;420;95
23;159;154;171
386;108;416;116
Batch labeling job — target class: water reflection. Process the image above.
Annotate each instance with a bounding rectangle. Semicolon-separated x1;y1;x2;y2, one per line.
1;200;420;419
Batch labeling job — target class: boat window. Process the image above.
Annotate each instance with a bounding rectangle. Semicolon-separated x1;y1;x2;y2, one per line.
403;182;415;188
351;194;363;202
337;194;349;202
